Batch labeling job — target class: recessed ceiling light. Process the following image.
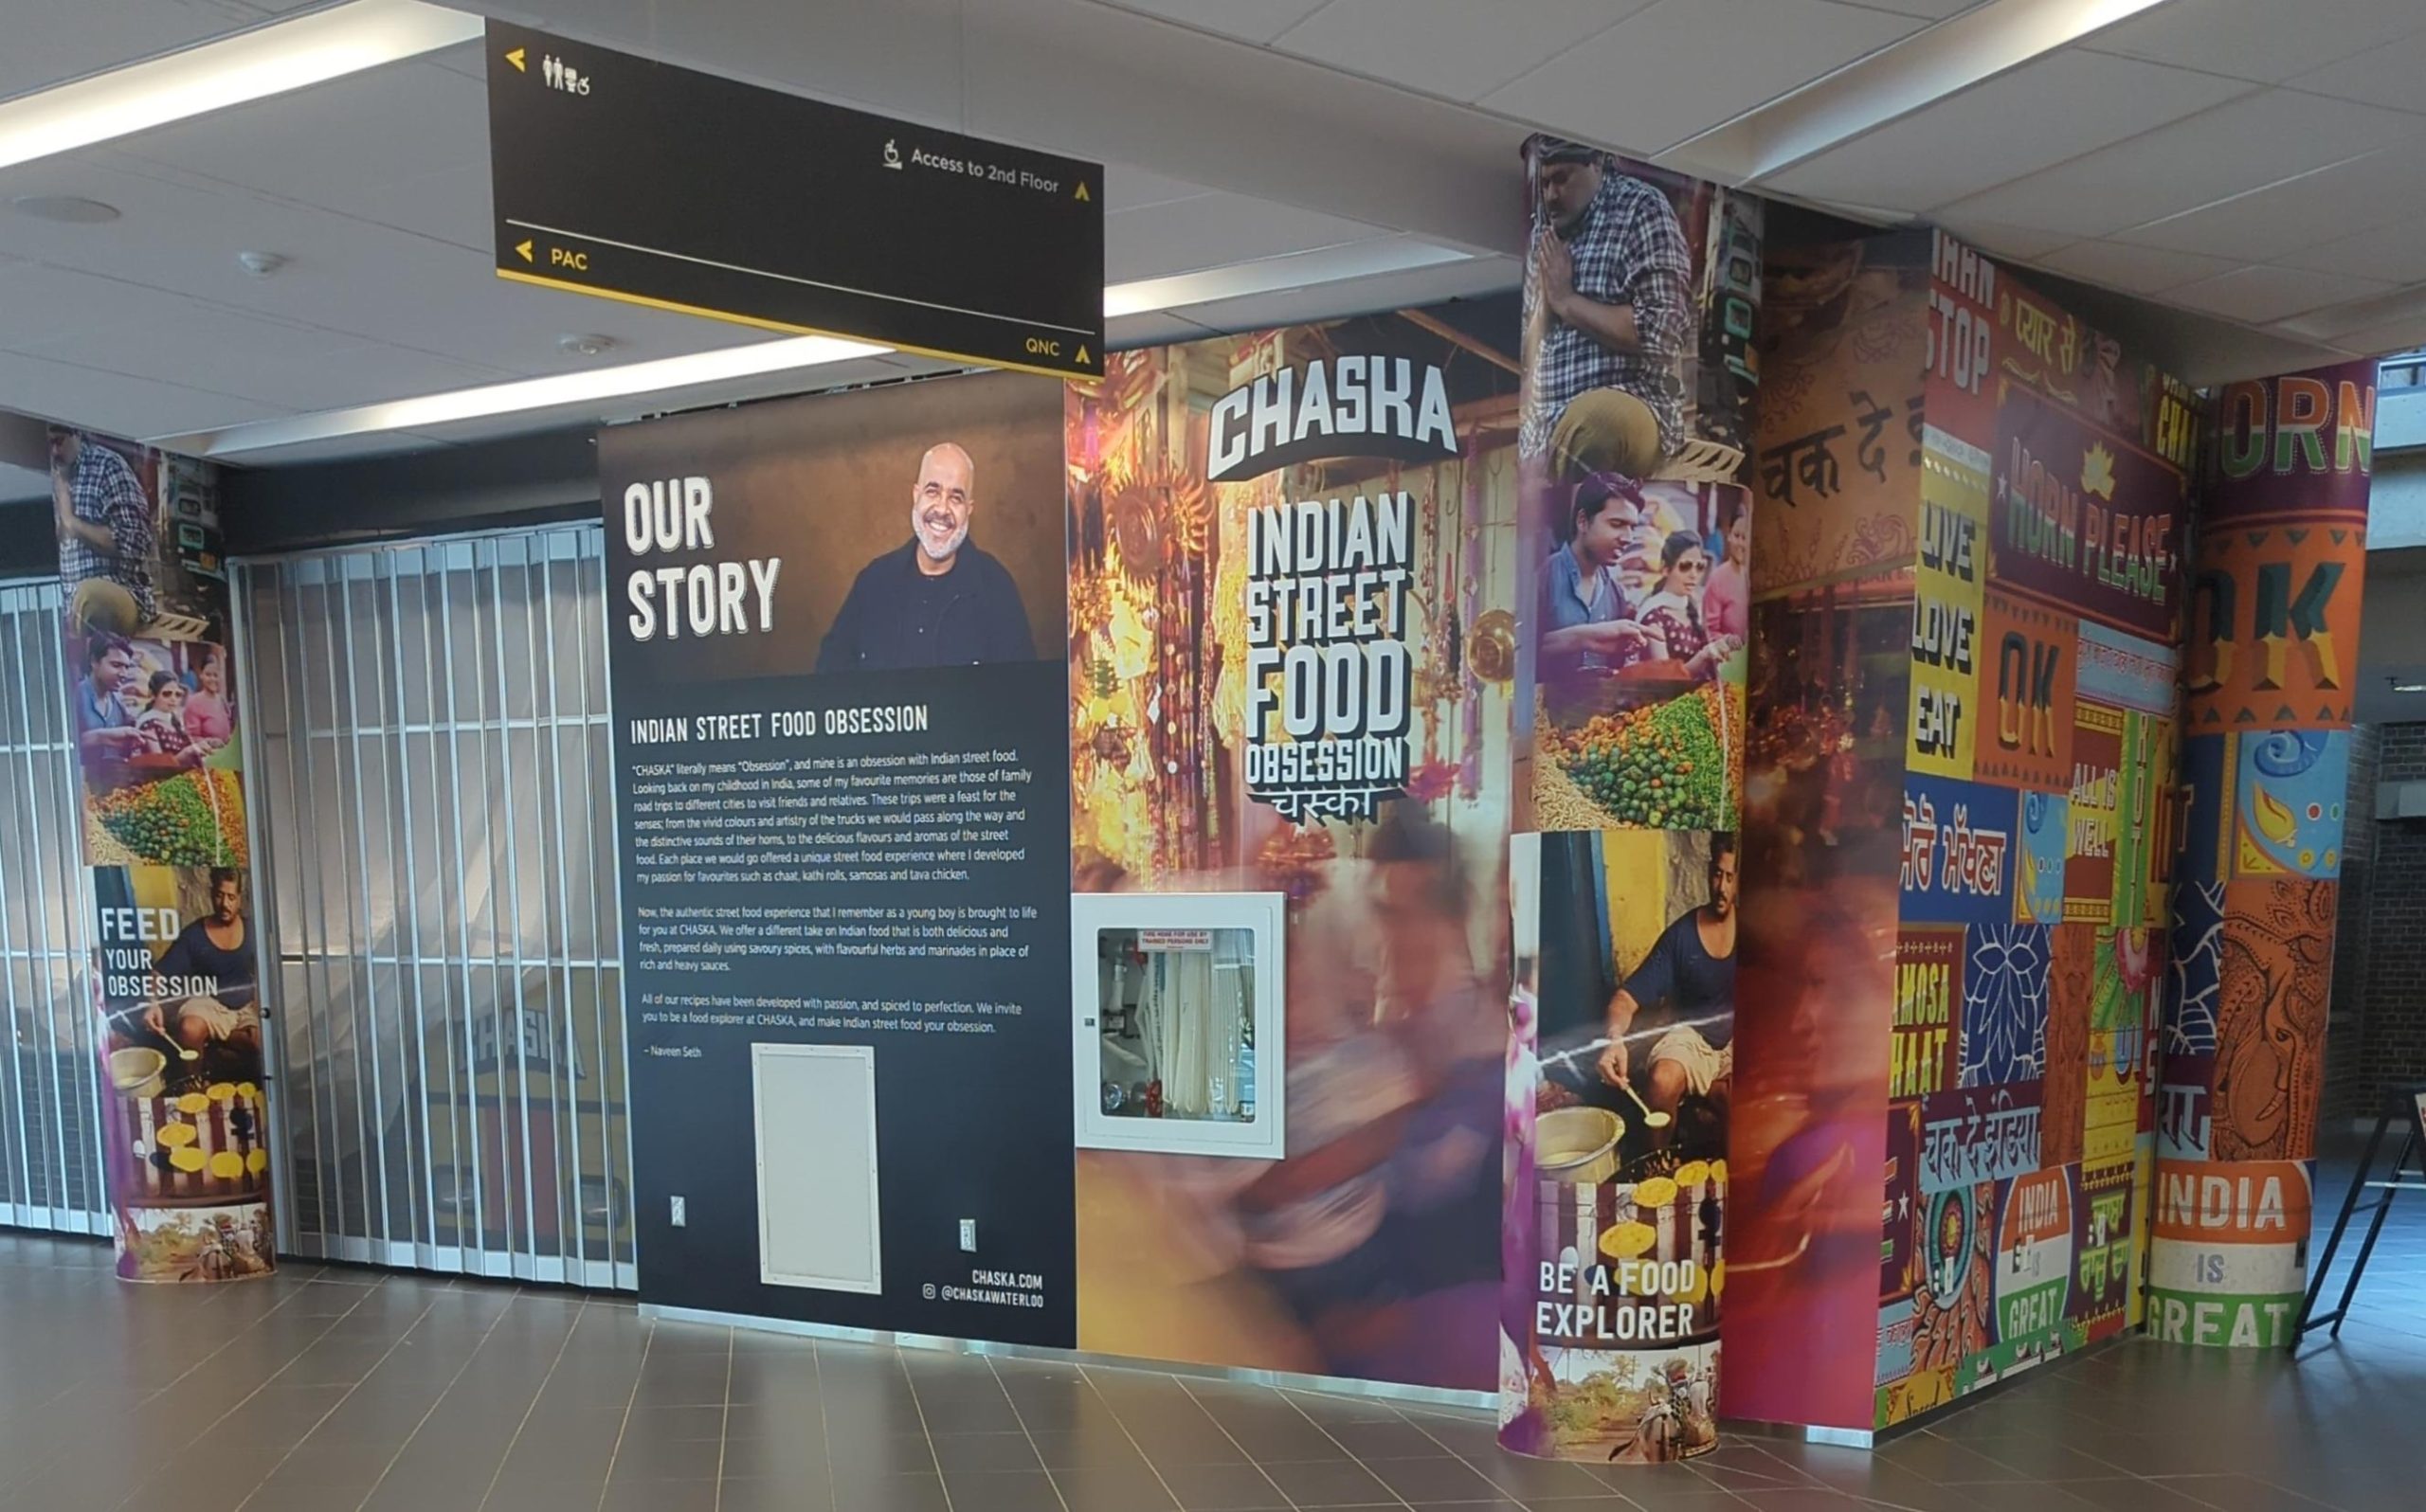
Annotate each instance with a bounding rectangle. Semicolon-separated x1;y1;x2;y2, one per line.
559;333;619;357
2392;680;2426;694
10;194;120;224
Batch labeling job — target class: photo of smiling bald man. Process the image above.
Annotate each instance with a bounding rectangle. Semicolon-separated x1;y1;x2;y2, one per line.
815;440;1036;673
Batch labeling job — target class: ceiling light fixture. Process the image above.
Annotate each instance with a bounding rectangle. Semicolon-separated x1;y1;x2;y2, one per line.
558;333;619;358
9;194;121;223
1103;238;1474;319
0;0;481;173
1664;0;2174;186
2392;679;2426;694
158;333;895;458
154;241;1483;459
236;250;287;278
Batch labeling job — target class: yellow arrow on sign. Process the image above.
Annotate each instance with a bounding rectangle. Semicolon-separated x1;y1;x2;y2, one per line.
515;240;534;262
506;46;526;72
1075;345;1089;365
1074;180;1090;202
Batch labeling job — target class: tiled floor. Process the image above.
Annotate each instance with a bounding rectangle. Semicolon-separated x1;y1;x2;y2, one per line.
2;1175;2419;1512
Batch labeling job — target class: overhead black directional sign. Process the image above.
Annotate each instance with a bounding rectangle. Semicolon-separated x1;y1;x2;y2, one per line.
485;22;1104;379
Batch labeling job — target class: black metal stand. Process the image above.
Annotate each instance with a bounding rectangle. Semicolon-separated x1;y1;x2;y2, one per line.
2293;1082;2426;1348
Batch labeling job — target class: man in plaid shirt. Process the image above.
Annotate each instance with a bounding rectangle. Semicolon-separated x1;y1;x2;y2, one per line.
50;429;155;633
1530;139;1693;482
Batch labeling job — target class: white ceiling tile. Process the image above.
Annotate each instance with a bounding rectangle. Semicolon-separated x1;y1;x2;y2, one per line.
1939;88;2426;241
1272;0;1651;103
0;350;281;440
1762;52;2251;213
2111;144;2426;261
326;162;492;252
1930;219;2080;261
0;0;266;100
2289;28;2426;110
2269;283;2426;340
1480;0;1923;157
1101;164;1217;212
1167;253;1521;335
2315;309;2426;358
2088;0;2426;84
1106;310;1223;350
2277;218;2426;282
2034;240;2243;296
14;294;518;411
0;261;226;348
1101;0;1331;44
1106;192;1389;281
0;155;763;373
109;58;489;237
2164;263;2394;324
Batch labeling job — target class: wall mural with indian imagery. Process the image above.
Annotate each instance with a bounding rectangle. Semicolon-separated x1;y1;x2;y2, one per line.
2147;362;2372;1350
1064;297;1520;1391
47;427;274;1283
1728;228;2208;1431
1502;134;1760;1464
1879;229;2200;1421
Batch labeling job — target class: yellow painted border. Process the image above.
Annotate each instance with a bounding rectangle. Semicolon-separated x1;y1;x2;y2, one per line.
494;266;1101;385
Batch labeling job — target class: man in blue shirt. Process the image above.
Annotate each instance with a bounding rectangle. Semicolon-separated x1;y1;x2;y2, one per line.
75;632;150;760
817;441;1035;673
1540;474;1652;676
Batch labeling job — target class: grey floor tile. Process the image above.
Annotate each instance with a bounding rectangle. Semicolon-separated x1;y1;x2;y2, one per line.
601;1478;719;1512
931;1430;1047;1474
1262;1455;1402;1505
1030;1426;1151;1469
1156;1459;1294;1509
627;1402;730;1441
716;1430;833;1480
606;1431;726;1481
722;1477;842;1512
944;1468;1070;1512
1052;1462;1181;1512
1365;1455;1511;1503
1469;1449;1620;1502
1331;1419;1458;1460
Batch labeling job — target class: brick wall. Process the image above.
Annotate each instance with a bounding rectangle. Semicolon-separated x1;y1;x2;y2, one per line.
2345;721;2426;1124
2323;724;2381;1125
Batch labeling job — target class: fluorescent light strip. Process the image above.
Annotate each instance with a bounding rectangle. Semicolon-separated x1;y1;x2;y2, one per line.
161;333;896;457
0;0;482;172
159;242;1480;457
1662;0;2173;186
1104;238;1474;319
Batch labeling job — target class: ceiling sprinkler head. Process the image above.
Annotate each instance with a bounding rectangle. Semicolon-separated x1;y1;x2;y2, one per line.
559;333;617;357
237;250;286;278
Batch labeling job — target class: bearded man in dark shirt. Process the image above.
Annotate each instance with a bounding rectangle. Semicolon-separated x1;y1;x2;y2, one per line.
817;441;1034;673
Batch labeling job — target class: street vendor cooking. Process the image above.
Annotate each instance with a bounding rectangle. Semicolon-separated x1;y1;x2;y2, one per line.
1596;837;1736;1144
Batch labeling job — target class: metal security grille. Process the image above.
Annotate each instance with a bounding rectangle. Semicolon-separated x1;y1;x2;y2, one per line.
0;579;108;1235
236;526;633;1287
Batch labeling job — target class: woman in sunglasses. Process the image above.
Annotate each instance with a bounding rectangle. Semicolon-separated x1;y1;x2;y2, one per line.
1638;531;1742;681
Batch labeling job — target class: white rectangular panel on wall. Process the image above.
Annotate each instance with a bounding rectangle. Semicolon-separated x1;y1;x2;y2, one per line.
1071;891;1285;1160
751;1042;881;1293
